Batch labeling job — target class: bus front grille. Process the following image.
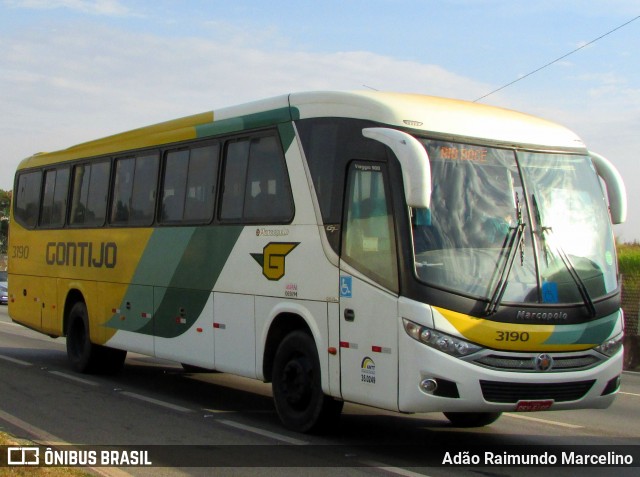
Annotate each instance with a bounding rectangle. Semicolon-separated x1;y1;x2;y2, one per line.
480;380;596;403
473;353;601;372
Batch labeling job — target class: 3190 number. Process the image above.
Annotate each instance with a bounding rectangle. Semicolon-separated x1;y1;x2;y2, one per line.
12;245;29;259
495;331;530;342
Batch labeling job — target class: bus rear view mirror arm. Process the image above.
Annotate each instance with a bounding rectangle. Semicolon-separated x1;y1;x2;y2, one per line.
589;151;627;224
363;128;431;209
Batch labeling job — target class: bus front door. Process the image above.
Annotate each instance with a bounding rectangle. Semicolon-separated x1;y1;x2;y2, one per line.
338;161;399;411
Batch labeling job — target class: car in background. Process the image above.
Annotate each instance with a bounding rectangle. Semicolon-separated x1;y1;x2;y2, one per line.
0;283;7;305
0;269;6;288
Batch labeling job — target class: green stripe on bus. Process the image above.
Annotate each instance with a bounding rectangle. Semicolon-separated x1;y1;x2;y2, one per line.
278;122;296;152
106;226;243;337
195;108;293;139
543;312;618;345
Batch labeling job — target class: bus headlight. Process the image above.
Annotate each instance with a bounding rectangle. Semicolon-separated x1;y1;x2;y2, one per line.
403;318;482;358
594;333;623;357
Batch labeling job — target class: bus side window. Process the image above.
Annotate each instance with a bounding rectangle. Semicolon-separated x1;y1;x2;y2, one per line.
111;154;159;226
220;140;250;221
14;170;43;229
70;161;110;227
111;158;135;224
220;135;293;223
40;167;69;228
130;154;159;225
161;150;189;222
161;144;218;224
244;136;293;221
184;144;218;222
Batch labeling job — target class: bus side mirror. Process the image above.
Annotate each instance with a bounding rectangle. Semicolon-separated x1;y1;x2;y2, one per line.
362;128;431;209
589;151;627;224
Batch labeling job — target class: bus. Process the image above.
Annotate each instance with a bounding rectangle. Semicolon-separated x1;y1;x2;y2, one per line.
9;91;627;432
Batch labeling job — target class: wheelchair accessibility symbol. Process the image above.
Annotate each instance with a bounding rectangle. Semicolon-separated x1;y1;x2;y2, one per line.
340;276;352;298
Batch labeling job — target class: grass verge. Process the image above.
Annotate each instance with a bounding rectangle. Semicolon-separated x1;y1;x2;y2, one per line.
0;431;91;476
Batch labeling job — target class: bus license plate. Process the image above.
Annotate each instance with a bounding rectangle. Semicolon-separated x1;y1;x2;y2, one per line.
515;400;554;412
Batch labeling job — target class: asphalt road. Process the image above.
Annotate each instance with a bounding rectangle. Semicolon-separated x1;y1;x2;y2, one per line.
0;305;638;477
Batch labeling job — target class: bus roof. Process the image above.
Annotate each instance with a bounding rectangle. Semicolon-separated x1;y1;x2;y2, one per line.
17;91;585;170
289;91;586;150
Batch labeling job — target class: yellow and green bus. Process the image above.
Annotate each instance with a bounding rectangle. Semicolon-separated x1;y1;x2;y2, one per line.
9;91;627;432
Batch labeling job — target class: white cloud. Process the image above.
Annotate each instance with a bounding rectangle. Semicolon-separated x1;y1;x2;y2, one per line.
1;17;638;240
0;22;490;189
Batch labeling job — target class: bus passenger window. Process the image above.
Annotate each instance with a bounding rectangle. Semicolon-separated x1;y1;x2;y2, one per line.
244;136;293;221
130;154;159;225
111;158;134;224
220;135;293;223
161;144;218;224
70;161;110;227
184;144;218;222
220;141;250;220
111;154;159;226
162;150;189;222
40;167;69;228
14;170;42;229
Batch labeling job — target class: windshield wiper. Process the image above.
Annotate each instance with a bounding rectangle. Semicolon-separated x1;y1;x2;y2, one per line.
485;193;526;316
532;194;596;317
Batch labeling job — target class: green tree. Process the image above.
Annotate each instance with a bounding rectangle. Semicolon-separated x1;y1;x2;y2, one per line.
0;189;11;255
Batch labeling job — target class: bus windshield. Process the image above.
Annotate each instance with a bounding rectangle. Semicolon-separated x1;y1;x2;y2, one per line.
412;139;617;307
519;152;618;304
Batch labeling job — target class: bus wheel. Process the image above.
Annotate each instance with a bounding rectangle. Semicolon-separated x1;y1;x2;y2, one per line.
443;411;502;427
95;344;127;374
272;331;342;433
66;302;126;374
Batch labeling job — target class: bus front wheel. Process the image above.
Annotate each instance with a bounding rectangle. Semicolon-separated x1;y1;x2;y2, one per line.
66;302;126;374
443;411;502;427
272;331;343;433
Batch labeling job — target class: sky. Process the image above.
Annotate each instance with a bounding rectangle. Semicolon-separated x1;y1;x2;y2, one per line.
1;0;639;240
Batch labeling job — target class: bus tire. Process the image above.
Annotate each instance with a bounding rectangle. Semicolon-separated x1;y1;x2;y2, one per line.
272;331;342;433
95;344;127;374
66;302;126;374
443;411;502;427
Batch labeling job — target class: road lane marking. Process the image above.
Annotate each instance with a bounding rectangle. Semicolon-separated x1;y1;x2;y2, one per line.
202;408;235;414
218;419;309;445
504;413;583;428
619;391;640;397
119;391;192;413
0;409;133;477
0;409;68;446
0;354;33;366
361;461;432;477
49;371;100;386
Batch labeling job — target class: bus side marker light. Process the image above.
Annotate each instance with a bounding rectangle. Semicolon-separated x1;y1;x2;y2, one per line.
141;312;152;319
196;327;203;333
340;341;359;349
372;346;392;354
213;323;226;330
328;347;337;355
176;317;186;324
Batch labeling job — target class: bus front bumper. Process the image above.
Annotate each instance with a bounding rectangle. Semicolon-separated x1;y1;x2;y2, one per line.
398;333;623;414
